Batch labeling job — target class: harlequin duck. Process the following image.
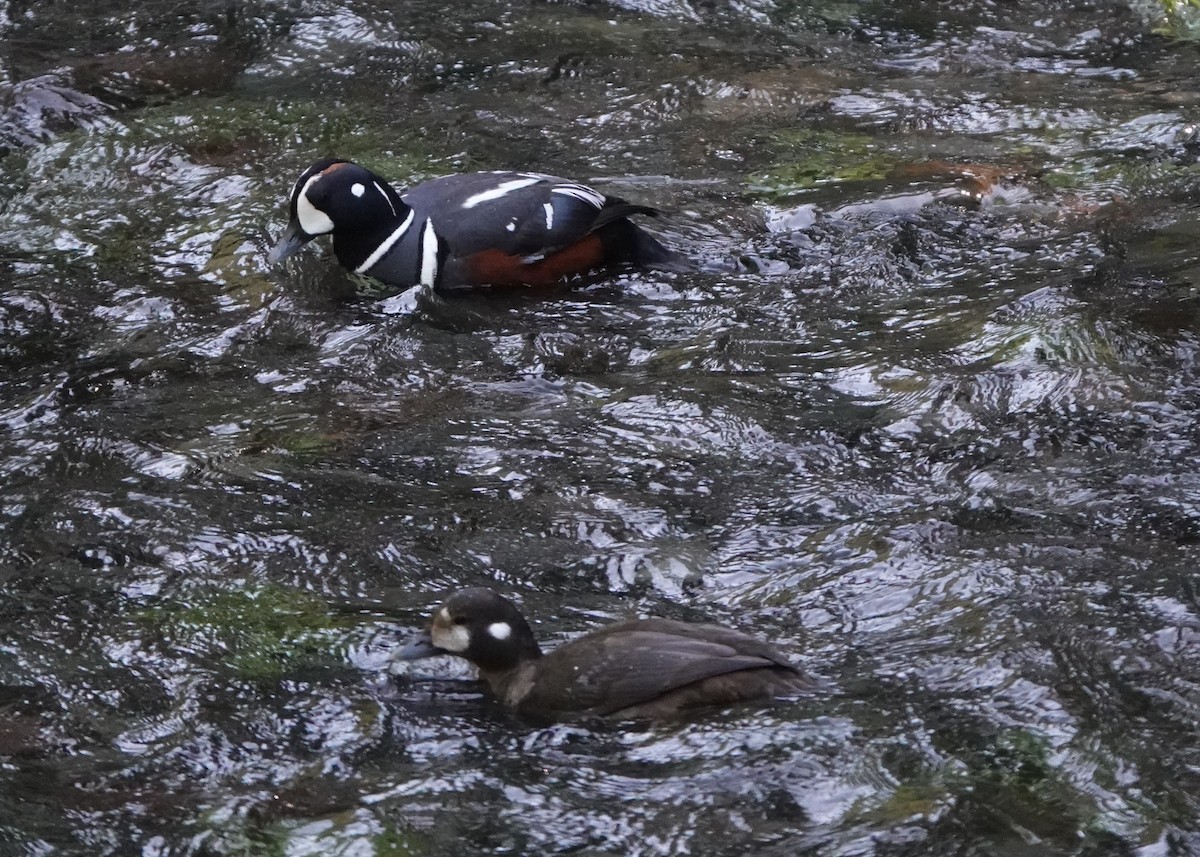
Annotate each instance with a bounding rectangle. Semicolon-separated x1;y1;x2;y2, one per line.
267;158;688;292
398;588;809;722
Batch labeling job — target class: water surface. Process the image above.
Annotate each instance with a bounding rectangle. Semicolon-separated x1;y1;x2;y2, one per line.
3;0;1200;854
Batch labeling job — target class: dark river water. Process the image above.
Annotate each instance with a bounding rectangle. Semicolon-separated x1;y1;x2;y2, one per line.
5;0;1200;854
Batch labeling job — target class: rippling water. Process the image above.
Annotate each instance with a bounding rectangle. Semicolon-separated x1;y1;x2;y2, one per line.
4;0;1200;854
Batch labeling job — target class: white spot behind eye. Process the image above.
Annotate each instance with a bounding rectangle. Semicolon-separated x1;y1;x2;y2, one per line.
351;182;366;197
506;218;517;232
487;621;512;641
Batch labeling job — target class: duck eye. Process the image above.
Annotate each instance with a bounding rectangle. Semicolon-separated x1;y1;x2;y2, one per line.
451;615;468;626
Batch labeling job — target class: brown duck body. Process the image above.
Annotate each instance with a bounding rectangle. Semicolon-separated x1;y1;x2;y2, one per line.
400;589;808;722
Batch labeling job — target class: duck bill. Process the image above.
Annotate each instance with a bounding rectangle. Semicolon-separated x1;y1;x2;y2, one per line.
267;220;311;264
398;630;443;661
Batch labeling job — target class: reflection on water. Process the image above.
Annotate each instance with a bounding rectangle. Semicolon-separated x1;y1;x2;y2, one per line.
3;0;1200;853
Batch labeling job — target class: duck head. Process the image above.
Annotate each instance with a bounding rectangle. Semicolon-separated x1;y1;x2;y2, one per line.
400;587;543;673
267;158;408;264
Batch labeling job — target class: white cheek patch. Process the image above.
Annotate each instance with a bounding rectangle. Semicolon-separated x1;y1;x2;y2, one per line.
351;182;365;197
486;621;512;641
431;622;471;653
296;174;334;236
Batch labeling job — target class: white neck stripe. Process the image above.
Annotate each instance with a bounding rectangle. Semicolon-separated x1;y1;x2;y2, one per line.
419;217;440;287
355;209;415;273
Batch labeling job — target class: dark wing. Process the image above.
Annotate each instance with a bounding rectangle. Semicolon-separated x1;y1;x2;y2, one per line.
401;172;658;261
523;619;801;717
511;184;661;261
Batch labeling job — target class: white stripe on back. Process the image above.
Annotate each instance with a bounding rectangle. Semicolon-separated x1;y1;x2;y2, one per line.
551;184;605;208
461;177;542;208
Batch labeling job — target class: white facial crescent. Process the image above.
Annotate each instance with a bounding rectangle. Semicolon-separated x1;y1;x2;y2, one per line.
296;174;335;236
430;608;471;653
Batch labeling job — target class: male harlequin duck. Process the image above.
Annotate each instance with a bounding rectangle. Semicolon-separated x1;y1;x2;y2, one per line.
398;587;809;721
267;158;688;291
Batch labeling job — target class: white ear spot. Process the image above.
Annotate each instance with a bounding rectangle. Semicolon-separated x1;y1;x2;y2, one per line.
487;621;512;641
506;218;517;232
351;182;366;197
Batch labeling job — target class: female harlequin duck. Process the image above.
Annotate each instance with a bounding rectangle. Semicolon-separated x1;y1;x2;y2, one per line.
398;587;809;721
267;158;688;291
